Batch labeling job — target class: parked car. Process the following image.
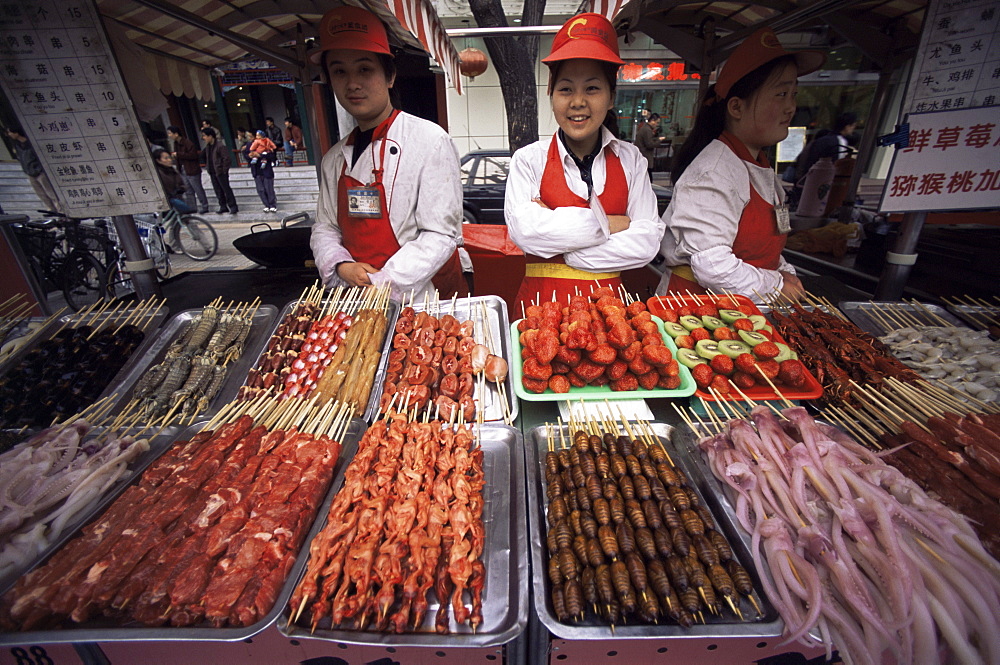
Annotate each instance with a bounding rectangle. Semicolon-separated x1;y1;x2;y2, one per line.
460;149;672;224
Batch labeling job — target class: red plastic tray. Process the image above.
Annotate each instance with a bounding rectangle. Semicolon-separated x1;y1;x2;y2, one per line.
646;293;824;402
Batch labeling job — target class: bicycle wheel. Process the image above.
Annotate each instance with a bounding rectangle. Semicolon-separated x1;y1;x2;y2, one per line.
105;261;134;300
177;216;218;260
61;252;106;311
146;230;171;280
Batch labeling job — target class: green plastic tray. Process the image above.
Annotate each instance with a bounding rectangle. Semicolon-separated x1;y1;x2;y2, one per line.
510;316;697;401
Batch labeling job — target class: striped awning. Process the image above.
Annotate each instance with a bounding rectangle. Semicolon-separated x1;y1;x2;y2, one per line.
94;0;463;96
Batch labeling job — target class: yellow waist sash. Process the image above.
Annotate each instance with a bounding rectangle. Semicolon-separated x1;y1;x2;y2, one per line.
670;264;696;282
524;263;620;281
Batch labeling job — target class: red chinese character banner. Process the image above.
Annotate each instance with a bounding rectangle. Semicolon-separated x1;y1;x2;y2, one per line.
880;106;1000;213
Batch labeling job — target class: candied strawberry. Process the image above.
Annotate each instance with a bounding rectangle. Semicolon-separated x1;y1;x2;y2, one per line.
737;304;756;316
642;332;663;346
757;328;773;340
674;335;694;350
657;374;682;390
548;375;571;393
662;359;680;377
690;327;710;342
607;321;636;350
516;316;539;332
590;286;616;301
574;359;605;382
522;376;548;394
732;318;754;332
607;359;629;380
590;373;610;387
555;345;582;367
678;305;694;317
713;327;734;341
609;374;639;391
753;341;780;360
756;359;780;380
734;353;758;374
567;371;587;388
691;364;714;389
628;355;653;376
641;344;673;367
588;343;617;365
637;371;659;390
694;304;717;318
709;355;734;375
522;357;553;381
634;319;659;337
778;359;806;385
659;308;680;323
716;297;738;310
525;304;543;319
710;374;731;395
731;371;756;389
627;301;647;316
619;340;642;362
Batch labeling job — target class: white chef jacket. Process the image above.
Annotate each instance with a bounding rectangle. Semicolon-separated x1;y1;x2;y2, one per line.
655;138;796;302
504;127;663;273
311;111;463;301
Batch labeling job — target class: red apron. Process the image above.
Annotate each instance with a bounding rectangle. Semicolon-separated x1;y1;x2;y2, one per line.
337;110;466;297
514;136;629;312
666;131;787;294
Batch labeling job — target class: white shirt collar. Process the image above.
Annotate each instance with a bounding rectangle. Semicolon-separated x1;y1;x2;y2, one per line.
555;125;621;166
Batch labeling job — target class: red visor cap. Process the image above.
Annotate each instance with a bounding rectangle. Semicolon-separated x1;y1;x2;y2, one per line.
714;27;825;99
309;6;392;64
542;13;624;66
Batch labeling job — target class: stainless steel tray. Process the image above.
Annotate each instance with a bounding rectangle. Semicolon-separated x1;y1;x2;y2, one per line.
0;426;179;594
242;297;399;410
278;422;528;647
0;316;57;367
945;303;1000;333
0;417;365;645
526;421;781;640
838;301;965;336
365;295;517;423
100;305;278;424
0;307;169;431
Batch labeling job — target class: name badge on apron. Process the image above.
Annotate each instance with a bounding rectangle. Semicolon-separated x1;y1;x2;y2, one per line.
774;205;791;234
346;187;382;218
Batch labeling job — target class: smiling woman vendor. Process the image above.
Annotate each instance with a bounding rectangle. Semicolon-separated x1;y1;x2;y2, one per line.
655;28;825;303
309;6;465;300
504;13;662;311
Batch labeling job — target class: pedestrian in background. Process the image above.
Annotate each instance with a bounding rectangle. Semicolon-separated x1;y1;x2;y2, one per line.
201;128;238;214
4;125;62;213
250;138;278;213
167;125;209;213
265;117;283;148
234;128;253;164
283;118;303;166
635;112;662;179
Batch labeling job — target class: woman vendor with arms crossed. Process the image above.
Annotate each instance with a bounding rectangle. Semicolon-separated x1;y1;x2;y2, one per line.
504;13;663;310
656;28;824;303
309;7;465;299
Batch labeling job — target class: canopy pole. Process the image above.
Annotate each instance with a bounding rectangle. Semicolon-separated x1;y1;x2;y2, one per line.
112;215;162;300
873;211;924;300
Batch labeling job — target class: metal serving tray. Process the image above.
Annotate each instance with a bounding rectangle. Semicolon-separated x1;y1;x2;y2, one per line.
278;422;528;648
0;306;169;431
242;297;399;413
0;426;179;594
364;295;517;423
945;303;1000;333
0;418;365;645
526;421;782;640
100;305;278;424
0;316;57;367
839;301;965;336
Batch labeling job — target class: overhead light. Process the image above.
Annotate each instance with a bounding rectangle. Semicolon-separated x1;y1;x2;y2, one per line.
513;18;521;23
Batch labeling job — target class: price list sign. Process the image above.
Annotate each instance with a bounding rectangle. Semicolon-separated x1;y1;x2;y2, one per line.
904;0;1000;113
0;0;166;216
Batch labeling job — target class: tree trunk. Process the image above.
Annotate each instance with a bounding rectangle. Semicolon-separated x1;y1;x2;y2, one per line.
468;0;547;152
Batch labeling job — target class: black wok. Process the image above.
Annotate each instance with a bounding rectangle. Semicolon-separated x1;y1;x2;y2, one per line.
233;213;314;269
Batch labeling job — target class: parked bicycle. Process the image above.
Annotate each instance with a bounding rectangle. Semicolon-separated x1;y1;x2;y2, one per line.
10;216;108;311
104;209;218;299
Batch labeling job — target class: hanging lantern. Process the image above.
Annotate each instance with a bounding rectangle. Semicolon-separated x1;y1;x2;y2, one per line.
459;47;489;79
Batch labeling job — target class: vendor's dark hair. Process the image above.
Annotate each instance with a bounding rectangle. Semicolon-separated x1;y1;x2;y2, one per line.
547;60;622;138
834;111;858;132
202;127;217;138
167;125;182;135
151;147;169;161
672;54;796;182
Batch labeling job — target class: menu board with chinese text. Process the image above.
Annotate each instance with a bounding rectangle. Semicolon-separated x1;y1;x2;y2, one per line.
0;0;167;216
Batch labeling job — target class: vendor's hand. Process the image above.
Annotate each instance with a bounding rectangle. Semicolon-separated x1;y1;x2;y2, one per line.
337;261;379;287
778;271;806;302
608;215;631;234
531;197;550;210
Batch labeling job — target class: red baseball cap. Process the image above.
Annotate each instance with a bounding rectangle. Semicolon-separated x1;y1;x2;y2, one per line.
714;27;825;99
542;13;624;66
309;6;392;64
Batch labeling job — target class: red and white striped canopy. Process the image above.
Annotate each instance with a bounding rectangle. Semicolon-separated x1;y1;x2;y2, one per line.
384;0;463;94
584;0;628;21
